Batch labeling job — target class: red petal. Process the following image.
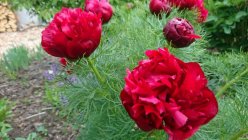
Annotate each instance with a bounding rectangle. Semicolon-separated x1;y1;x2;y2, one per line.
187;34;201;39
139;96;160;104
172;111;188;128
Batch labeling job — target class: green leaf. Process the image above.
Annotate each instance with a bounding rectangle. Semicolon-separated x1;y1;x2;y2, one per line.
207;15;218;22
223;26;232;34
225;19;234;25
15;138;26;140
36;125;48;135
26;132;37;140
235;11;248;21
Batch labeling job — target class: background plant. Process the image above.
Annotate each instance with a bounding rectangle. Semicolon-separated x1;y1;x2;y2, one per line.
15;125;49;140
0;46;45;78
0;46;30;78
204;0;248;51
0;99;12;140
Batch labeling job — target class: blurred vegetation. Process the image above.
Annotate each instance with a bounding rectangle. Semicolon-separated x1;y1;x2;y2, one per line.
205;0;248;51
0;0;85;21
0;46;30;78
0;46;45;78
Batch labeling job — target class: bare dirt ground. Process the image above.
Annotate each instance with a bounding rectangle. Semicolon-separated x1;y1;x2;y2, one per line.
0;26;44;57
0;28;77;139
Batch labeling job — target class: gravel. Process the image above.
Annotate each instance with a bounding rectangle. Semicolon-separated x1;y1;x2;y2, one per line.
0;26;44;57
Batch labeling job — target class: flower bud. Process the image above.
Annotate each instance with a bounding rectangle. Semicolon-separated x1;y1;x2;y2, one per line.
85;0;113;24
59;58;72;74
149;0;171;16
60;58;67;67
163;18;201;48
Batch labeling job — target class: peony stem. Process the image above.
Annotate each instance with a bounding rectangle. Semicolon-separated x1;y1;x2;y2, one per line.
86;57;105;85
216;66;248;98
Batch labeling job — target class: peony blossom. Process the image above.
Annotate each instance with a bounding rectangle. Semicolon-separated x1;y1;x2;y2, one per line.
163;18;201;48
197;5;208;23
149;0;171;16
171;0;196;9
84;0;113;24
120;48;218;140
41;8;102;60
170;0;208;22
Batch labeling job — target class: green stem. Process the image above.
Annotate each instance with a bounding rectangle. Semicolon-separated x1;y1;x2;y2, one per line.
229;128;248;140
216;66;248;98
86;57;105;85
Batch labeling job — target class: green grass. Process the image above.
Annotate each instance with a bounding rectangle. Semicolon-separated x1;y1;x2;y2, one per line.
0;45;45;78
42;2;248;139
0;46;30;78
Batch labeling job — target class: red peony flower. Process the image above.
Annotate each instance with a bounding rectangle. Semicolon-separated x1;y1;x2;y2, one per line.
120;48;218;140
197;3;208;23
163;18;201;48
41;8;102;60
171;0;196;9
149;0;172;16
84;0;113;24
169;0;208;22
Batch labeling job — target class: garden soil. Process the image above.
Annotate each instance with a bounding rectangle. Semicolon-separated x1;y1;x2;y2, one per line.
0;27;77;139
0;57;78;139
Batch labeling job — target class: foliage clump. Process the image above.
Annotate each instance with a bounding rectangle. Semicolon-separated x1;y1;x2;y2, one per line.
205;0;248;50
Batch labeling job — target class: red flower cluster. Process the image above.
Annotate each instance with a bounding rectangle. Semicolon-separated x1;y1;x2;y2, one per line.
85;0;113;24
41;8;102;60
120;48;218;140
163;18;201;48
149;0;208;22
